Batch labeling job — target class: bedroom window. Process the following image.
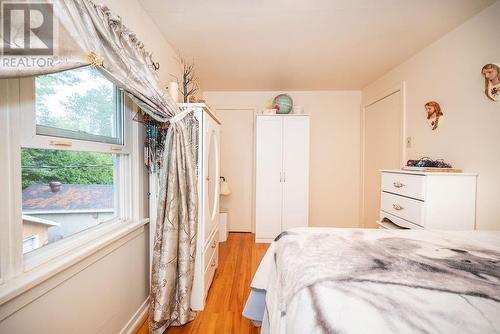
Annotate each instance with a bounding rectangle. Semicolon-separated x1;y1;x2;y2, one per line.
21;148;119;254
0;66;135;274
34;67;124;145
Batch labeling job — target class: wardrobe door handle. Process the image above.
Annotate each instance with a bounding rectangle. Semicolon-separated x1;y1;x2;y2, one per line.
283;172;286;182
211;260;216;267
211;240;216;248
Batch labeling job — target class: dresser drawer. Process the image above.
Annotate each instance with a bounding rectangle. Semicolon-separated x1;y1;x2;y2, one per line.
381;172;426;200
204;214;219;246
381;192;425;227
204;244;218;297
204;228;219;271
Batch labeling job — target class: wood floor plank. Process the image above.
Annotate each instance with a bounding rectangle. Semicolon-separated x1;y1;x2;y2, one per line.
135;233;269;334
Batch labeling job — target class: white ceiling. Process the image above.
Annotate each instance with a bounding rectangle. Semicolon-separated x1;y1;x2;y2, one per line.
139;0;495;90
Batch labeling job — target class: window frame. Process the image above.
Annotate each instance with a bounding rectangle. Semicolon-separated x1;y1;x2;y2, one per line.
0;70;140;283
20;75;132;270
19;76;131;156
35;80;125;145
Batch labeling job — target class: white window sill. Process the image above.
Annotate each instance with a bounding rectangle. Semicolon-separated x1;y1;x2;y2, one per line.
23;217;125;271
0;218;149;310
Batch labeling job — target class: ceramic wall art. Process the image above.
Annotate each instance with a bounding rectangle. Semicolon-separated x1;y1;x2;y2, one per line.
481;63;500;102
425;101;443;130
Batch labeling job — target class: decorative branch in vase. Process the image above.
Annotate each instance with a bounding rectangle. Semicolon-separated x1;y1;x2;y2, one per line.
171;58;200;103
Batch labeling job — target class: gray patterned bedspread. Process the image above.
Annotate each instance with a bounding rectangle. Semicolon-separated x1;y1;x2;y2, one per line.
247;228;500;334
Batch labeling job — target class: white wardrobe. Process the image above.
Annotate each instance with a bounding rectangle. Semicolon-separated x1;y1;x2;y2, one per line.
255;115;310;243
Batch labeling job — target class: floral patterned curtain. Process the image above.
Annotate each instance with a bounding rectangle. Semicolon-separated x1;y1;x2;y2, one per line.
0;1;198;332
150;112;199;333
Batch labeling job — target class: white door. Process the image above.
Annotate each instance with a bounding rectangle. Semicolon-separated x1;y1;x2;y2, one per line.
362;91;402;228
216;109;254;232
204;115;220;242
282;116;310;230
255;116;283;240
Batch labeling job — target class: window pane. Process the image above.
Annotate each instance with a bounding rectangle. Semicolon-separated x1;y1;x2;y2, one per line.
21;148;117;254
35;67;123;144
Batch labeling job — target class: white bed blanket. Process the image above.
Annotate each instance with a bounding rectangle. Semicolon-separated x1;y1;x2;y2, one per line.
250;228;500;334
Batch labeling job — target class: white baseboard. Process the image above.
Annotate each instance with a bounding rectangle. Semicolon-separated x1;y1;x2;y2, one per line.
120;297;149;334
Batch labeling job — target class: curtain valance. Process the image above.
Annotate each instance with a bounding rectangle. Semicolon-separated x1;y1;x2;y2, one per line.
0;0;178;122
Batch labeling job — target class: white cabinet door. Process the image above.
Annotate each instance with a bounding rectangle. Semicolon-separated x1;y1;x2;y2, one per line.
204;120;220;244
255;116;283;240
282;117;309;230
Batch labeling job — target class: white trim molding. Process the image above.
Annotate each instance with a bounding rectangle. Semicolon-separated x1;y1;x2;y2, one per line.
120;298;149;334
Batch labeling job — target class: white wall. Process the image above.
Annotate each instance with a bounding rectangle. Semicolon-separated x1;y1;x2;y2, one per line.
0;230;149;334
204;91;362;228
362;1;500;230
104;0;183;86
0;0;181;332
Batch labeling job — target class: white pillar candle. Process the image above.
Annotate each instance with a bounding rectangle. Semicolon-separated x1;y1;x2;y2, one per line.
168;81;179;102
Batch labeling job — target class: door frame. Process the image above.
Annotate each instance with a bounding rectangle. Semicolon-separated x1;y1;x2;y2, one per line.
214;107;257;233
360;82;406;227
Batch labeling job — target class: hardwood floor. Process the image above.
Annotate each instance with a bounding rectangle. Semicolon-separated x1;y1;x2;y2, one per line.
135;232;269;334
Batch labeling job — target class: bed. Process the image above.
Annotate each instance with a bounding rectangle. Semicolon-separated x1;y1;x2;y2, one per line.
243;228;500;334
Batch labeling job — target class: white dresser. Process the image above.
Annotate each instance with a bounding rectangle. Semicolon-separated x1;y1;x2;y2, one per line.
255;115;310;243
378;170;477;230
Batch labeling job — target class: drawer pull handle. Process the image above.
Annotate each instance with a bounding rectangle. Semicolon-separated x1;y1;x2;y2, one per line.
393;181;405;188
211;240;216;248
392;203;404;211
211;260;216;267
